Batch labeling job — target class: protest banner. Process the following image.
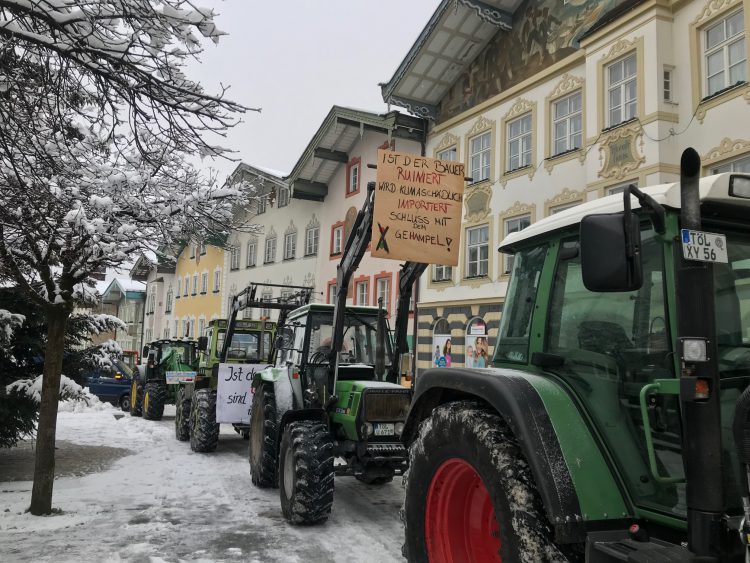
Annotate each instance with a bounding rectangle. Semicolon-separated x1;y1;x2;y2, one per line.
215;363;267;424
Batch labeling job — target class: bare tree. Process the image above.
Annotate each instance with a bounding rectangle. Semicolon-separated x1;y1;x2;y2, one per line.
0;1;258;515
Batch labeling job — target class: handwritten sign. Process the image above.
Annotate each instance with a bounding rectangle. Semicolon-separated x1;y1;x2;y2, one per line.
215;363;267;423
372;150;465;266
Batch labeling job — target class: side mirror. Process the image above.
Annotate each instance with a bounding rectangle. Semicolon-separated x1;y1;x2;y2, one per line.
114;372;123;380
197;336;208;352
580;212;643;292
142;346;149;360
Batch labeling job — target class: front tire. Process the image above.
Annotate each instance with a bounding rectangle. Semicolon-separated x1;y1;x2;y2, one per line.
279;420;334;525
143;382;167;421
129;381;142;417
189;389;219;453
402;400;567;563
175;387;191;441
119;393;131;413
249;383;279;488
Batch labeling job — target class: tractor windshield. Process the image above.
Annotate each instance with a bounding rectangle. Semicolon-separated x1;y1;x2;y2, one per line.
216;330;271;362
307;312;392;365
159;343;195;370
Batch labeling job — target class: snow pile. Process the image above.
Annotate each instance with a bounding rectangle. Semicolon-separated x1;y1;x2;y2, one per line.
58;387;116;413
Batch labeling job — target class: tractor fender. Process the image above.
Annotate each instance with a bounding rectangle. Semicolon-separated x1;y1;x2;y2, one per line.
404;366;629;544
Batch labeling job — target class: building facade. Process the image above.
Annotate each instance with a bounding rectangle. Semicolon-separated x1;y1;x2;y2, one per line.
381;0;750;371
130;252;176;343
99;278;146;352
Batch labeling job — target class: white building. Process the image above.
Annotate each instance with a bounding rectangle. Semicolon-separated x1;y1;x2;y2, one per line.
381;0;750;371
130;252;176;343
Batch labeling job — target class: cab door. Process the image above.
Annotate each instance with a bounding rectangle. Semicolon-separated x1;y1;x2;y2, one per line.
543;226;685;516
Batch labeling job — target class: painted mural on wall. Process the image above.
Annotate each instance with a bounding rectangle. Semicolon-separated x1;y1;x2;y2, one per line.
438;0;627;123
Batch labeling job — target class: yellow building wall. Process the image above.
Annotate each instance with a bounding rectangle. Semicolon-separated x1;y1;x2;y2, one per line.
172;243;225;337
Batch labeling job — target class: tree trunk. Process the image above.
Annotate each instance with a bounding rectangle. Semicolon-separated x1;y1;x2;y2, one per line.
29;307;69;515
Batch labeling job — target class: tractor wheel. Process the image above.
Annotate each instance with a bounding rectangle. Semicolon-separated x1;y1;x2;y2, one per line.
189;389;219;453
129;381;142;417
402;400;568;563
279;420;334;525
355;473;393;486
175;387;191;442
249;383;279;488
143;382;167;421
119;392;131;413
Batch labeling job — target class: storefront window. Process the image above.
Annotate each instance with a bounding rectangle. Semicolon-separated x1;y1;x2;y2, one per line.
432;318;452;368
465;318;490;368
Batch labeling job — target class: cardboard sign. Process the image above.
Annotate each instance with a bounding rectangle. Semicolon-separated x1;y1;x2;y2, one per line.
215;363;267;424
372;150;465;266
165;371;196;384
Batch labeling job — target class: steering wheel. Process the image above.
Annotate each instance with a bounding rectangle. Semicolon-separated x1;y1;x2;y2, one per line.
309;351;329;365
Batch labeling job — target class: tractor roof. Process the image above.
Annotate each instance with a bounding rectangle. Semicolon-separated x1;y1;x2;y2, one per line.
500;172;750;253
288;303;382;320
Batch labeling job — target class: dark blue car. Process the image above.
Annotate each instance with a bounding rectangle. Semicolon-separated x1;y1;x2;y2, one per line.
84;359;134;411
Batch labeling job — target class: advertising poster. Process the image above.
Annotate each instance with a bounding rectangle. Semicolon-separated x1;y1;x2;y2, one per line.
464;320;491;369
372;149;465;266
431;335;453;368
215;363;267;424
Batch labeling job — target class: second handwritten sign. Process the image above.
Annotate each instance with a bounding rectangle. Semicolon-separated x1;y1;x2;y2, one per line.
371;149;465;266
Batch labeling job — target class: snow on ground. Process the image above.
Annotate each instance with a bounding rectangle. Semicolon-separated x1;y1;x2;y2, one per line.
0;401;405;562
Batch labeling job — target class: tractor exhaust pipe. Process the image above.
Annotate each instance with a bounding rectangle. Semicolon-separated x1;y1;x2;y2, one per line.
677;148;724;560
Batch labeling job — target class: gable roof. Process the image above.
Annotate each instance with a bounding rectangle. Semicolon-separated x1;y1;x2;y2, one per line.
285;106;426;201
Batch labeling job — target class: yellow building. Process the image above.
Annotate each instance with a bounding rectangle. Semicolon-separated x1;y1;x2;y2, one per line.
172;242;225;339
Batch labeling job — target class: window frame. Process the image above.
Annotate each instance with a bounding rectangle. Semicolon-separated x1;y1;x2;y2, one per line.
201;272;208;294
468;130;491;183
465;224;489;279
433;264;453;282
373;272;393;315
305;226;319;256
213;269;221;293
230;246;240;270
284;231;297;261
502;214;532;275
278;186;290;208
551;90;582;156
346;157;361;197
264;237;277;264
606;52;638;127
246;240;257;268
506;112;533;172
703;8;746;98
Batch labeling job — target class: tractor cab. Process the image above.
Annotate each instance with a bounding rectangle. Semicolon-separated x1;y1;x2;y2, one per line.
197;318;274;375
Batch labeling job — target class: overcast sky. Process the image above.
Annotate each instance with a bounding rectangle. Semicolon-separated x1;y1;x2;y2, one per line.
185;0;439;182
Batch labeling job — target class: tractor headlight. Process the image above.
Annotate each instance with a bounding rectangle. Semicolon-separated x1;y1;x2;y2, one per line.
395;422;405;436
362;422;374;437
681;338;708;362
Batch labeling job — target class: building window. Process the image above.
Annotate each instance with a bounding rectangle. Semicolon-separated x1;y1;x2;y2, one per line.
148;292;155;314
346;158;361;195
190;245;195;259
192;274;198;295
198;318;205;337
278;186;290;207
246;241;257;268
704;9;746;97
183;275;189;297
466;225;489;278
433;264;452;282
163;327;169;339
327;283;337;305
331;225;343;255
663;66;674;102
175;279;181;299
469;131;491;182
182;319;189;338
305;226;319;256
284;232;296;260
201;272;208;294
711;154;750;174
507;113;532;171
261;291;273;319
242;307;253;320
264;237;276;263
607;52;637;126
165;288;173;312
230;246;240;270
552;91;582;155
213;269;221;293
356;280;369;306
607;180;638;196
200;242;207;255
432;318;451;368
550;202;580;215
437;147;457;161
503;216;531;273
257;196;266;214
376;276;391;314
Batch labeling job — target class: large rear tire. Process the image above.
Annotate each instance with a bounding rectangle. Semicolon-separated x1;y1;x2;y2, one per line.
402;400;568;563
249;383;279;488
143;382;167;421
189;389;219;453
175;387;191;441
279;420;334;525
129;380;142;417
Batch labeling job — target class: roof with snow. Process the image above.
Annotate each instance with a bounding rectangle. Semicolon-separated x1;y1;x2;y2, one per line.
228;162;287;193
101;278;146;303
285;106;426;202
129;251;176;281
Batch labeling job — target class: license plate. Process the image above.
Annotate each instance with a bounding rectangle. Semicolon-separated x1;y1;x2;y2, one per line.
373;423;395;436
681;229;728;264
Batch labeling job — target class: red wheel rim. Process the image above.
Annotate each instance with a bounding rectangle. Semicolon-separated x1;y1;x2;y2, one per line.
425;458;501;562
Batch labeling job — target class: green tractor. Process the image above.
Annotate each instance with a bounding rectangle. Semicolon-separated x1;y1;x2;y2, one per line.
175;317;275;453
401;149;750;562
248;182;420;525
130;339;198;421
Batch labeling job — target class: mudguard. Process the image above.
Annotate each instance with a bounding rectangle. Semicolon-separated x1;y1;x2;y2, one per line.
404;366;631;544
